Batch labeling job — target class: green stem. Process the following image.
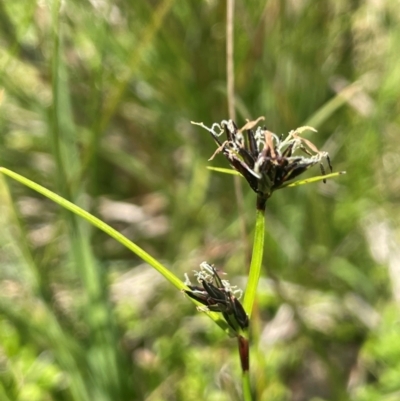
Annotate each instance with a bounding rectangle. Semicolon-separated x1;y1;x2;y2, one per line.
243;207;265;317
240;205;265;401
242;370;252;401
0;167;182;290
237;335;252;400
0;167;231;333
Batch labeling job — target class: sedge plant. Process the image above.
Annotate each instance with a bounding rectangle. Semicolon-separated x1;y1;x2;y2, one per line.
0;116;344;401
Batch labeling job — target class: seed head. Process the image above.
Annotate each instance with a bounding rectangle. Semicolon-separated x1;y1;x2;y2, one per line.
184;262;249;333
192;117;333;209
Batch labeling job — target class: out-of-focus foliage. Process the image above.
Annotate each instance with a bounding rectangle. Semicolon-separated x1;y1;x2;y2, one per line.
0;0;399;400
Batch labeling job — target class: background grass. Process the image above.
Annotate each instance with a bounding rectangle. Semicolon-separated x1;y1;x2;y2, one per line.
1;1;400;400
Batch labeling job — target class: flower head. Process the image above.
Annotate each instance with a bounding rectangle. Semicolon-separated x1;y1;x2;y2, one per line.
192;117;334;209
184;262;249;333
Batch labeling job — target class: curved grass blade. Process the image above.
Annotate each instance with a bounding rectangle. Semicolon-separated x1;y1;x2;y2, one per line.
206;166;242;176
0;168;182;289
0;167;232;333
280;171;346;188
207;167;346;188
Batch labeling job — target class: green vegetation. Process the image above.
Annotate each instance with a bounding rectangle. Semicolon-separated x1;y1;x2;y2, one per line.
1;1;400;400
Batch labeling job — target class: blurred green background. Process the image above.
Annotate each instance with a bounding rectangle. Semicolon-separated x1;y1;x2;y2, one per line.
1;1;399;400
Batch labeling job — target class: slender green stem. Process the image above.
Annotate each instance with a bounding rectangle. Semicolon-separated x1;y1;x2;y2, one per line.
0;167;231;333
243;207;265;317
237;334;251;400
0;167;181;289
242;371;252;401
240;206;265;401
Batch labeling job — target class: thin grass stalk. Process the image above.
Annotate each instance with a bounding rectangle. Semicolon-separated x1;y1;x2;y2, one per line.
242;371;252;401
243;207;265;317
0;167;182;288
226;0;235;121
226;3;254;398
50;0;65;194
226;0;250;267
240;206;265;401
0;167;231;334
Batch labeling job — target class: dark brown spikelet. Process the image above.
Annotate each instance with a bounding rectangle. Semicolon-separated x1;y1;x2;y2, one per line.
192;119;333;208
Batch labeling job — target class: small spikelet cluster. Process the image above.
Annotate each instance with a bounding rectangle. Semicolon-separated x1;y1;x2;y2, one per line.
184;262;248;333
